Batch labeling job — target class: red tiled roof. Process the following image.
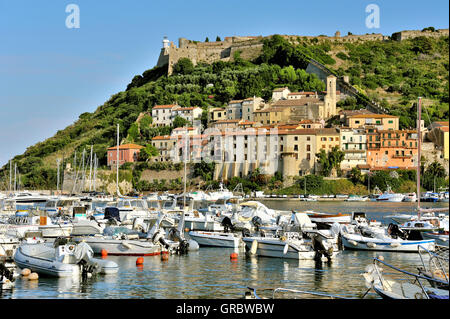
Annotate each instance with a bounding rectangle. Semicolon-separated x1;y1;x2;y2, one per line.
107;143;144;150
153;104;177;109
273;98;322;107
349;114;398;119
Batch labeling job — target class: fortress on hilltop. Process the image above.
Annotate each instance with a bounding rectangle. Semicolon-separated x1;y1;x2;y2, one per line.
157;29;449;74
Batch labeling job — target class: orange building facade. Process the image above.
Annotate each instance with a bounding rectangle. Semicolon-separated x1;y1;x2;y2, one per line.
107;144;144;167
366;128;418;169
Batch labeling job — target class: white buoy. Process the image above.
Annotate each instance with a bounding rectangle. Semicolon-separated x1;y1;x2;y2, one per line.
28;272;39;281
349;240;358;246
390;242;400;247
366;242;376;248
21;268;31;276
188;239;199;251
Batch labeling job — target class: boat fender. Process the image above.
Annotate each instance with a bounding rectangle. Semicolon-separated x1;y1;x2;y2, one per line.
250;240;258;255
349;240;358;246
283;244;289;255
366;242;377;248
390;242;400;247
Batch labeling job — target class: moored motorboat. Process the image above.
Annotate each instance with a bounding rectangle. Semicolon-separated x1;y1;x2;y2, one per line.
13;240;118;277
188;230;241;248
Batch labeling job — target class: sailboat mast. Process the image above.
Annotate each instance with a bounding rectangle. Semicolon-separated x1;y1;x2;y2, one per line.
14;163;17;192
89;145;93;192
116;123;121;197
8;164;11;192
417;97;422;218
93;154;97;192
56;158;61;194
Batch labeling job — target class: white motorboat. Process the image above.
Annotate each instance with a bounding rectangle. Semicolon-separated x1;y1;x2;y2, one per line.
242;231;339;261
402;193;417;202
206;183;234;201
113;198;156;222
345;195;368;202
422;232;449;247
376;188;405;202
307;211;351;224
180;211;224;232
13;240;118;277
73;232;161;256
188;231;241;248
340;222;435;252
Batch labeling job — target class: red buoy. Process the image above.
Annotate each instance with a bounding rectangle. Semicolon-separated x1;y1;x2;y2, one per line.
230;252;238;259
136;257;144;265
101;249;108;257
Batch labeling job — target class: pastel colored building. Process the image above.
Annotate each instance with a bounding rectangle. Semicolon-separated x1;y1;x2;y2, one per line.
366;129;418;169
340;127;367;171
172;106;203;124
208;107;227;123
107;144;144;167
346;114;399;130
152;104;178;127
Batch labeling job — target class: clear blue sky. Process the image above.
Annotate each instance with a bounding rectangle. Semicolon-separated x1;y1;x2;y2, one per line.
0;0;448;167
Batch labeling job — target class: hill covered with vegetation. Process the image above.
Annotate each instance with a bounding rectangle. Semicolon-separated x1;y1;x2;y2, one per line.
1;32;448;190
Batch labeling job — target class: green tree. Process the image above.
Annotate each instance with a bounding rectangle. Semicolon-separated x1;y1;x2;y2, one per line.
349;167;363;185
205;37;209;42
172;58;194;75
216;36;221;41
172;116;190;128
139;144;159;162
127;123;140;142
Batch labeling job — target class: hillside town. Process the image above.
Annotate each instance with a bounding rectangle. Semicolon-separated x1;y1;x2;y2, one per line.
107;74;449;187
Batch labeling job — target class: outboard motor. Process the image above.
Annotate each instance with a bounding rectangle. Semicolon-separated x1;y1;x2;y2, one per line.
0;261;15;284
167;228;190;255
387;223;406;239
73;242;99;280
311;234;334;262
221;216;234;233
251;216;263;232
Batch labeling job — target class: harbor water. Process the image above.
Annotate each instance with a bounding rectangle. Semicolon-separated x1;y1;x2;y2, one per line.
1;200;448;299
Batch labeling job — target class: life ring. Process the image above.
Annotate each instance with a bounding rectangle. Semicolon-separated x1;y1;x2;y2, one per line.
68;245;75;251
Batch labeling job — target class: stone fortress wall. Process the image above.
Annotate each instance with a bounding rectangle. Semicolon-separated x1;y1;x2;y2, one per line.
157;29;450;74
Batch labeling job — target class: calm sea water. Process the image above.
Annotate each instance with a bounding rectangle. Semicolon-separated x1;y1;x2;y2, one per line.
1;201;447;299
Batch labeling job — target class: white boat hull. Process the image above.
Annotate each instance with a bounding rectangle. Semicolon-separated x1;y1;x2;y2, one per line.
341;234;435;252
188;231;240;248
422;232;449;247
13;243;118;277
184;219;224;232
242;237;338;260
73;237;161;256
39;225;73;238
